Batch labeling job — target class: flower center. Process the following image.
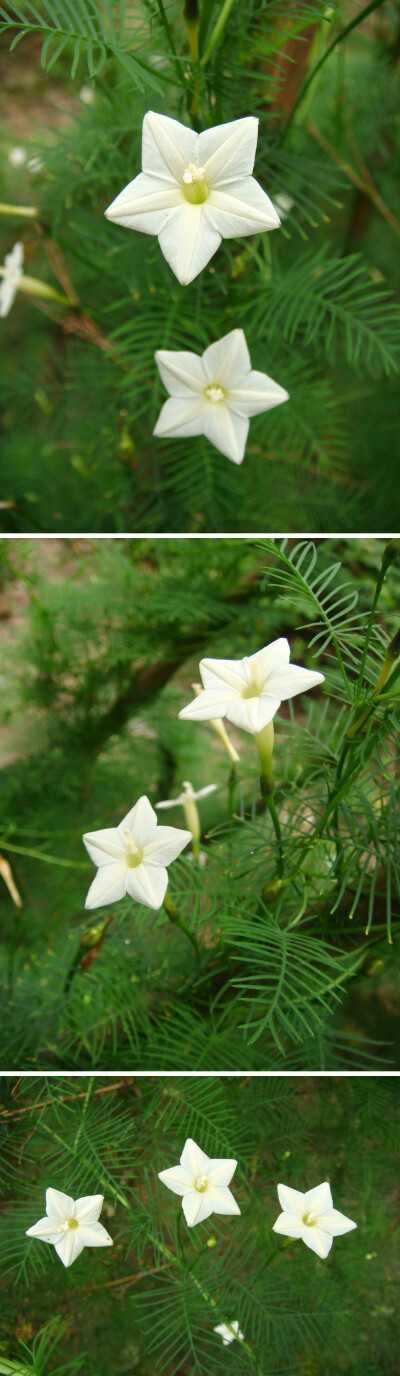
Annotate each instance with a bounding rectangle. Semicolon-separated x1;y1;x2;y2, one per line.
241;658;263;698
302;1211;318;1227
182;163;208;205
204;385;225;404
63;1217;79;1231
195;1173;209;1193
122;830;144;869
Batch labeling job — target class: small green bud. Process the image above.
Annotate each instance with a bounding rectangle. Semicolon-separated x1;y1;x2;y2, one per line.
206;1235;217;1248
381;539;400;574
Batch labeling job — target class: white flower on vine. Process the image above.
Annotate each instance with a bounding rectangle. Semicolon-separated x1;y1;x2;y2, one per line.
214;1320;244;1346
272;1182;357;1259
179;638;324;734
154;329;288;465
83;795;192;910
0;241;23;317
26;1188;113;1268
158;1137;241;1227
105;111;280;284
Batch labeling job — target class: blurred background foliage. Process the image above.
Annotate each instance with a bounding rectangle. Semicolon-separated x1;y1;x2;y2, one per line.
0;0;400;532
0;535;399;1070
0;1074;398;1376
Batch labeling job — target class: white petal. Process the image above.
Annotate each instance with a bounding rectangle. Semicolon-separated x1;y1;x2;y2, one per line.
207;1159;237;1188
105;171;183;233
272;1212;304;1238
155;348;207;397
178;687;238;721
77;1221;113;1247
207;177;280;236
84;862;128;910
228;369;289;417
302;1226;333;1259
54;1230;85;1267
6;242;24;272
74;1195;103;1224
153;395;206;440
142;110;197;182
226;696;276;734
317;1208;357;1237
202;329;251;387
180;1138;210;1177
144;825;192;865
182;1190;213;1227
83;828;126;866
202;402;248;464
158;203;221;285
198;117;258;185
208;1185;241;1216
125;861;167;910
267;664;325;701
200;656;249;693
276;1184;306;1216
303;1182;333;1215
46;1188;75;1220
249;639;290;679
158;1165;194;1196
26;1216;64;1240
0;275;19;317
119;796;158;849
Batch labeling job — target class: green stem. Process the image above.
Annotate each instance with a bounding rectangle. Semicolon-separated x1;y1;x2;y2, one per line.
72;1076;95;1155
288;0;387;129
162;891;199;956
356;568;385;695
0;203;38;217
265;793;284;879
199;0;236;67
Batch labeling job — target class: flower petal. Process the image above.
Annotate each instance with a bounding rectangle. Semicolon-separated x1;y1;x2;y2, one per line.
158;203;222;285
74;1195;103;1224
202;328;251;388
318;1208;357;1237
202;401;249;464
182;1189;213;1227
26;1216;64;1240
119;796;158;849
83;828;126;867
302;1225;333;1259
54;1230;86;1268
207;177;280;236
142;110;197;182
158;1164;194;1195
200;657;249;693
155;348;207;397
228;369;289;417
125;861;167;910
0;275;19;317
105;172;183;233
249;640;290;679
267;663;325;701
46;1188;75;1221
153;395;207;440
207;1185;241;1216
179;687;238;722
144;825;192;865
303;1181;333;1215
272;1211;304;1238
226;695;278;734
84;862;128;910
207;1159;237;1188
180;1138;210;1177
76;1221;113;1247
198;117;258;185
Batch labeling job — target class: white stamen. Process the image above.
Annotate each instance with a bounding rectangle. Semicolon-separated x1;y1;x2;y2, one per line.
205;385;224;404
183;163;206;184
195;1173;208;1192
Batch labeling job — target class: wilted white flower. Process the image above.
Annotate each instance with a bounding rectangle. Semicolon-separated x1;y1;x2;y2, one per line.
273;192;294;220
214;1320;244;1346
8;146;27;167
80;84;96;104
179;638;324;735
105;111;280;285
83;794;192;910
154;328;288;465
158;1137;241;1227
156;780;217;843
272;1182;357;1259
0;241;23;318
26;1188;113;1268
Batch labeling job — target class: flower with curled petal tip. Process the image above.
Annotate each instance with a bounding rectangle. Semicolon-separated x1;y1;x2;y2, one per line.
83;795;192;911
105;111;280;285
214;1321;244;1347
26;1188;113;1268
0;241;23;317
154;328;288;465
272;1182;357;1259
158;1137;241;1227
179;638;324;735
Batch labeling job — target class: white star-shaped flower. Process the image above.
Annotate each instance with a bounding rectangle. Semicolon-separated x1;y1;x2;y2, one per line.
83;795;192;910
214;1321;244;1346
0;241;23;317
156;782;217;809
272;1182;357;1259
158;1137;241;1227
26;1188;113;1268
179;638;325;735
154;328;288;465
105;111;280;285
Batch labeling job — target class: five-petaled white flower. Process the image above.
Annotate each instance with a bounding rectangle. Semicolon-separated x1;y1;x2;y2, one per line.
26;1188;113;1268
179;638;325;735
272;1182;357;1259
83;795;192;911
105;111;280;285
154;328;288;465
0;241;23;317
214;1321;244;1346
158;1137;241;1227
